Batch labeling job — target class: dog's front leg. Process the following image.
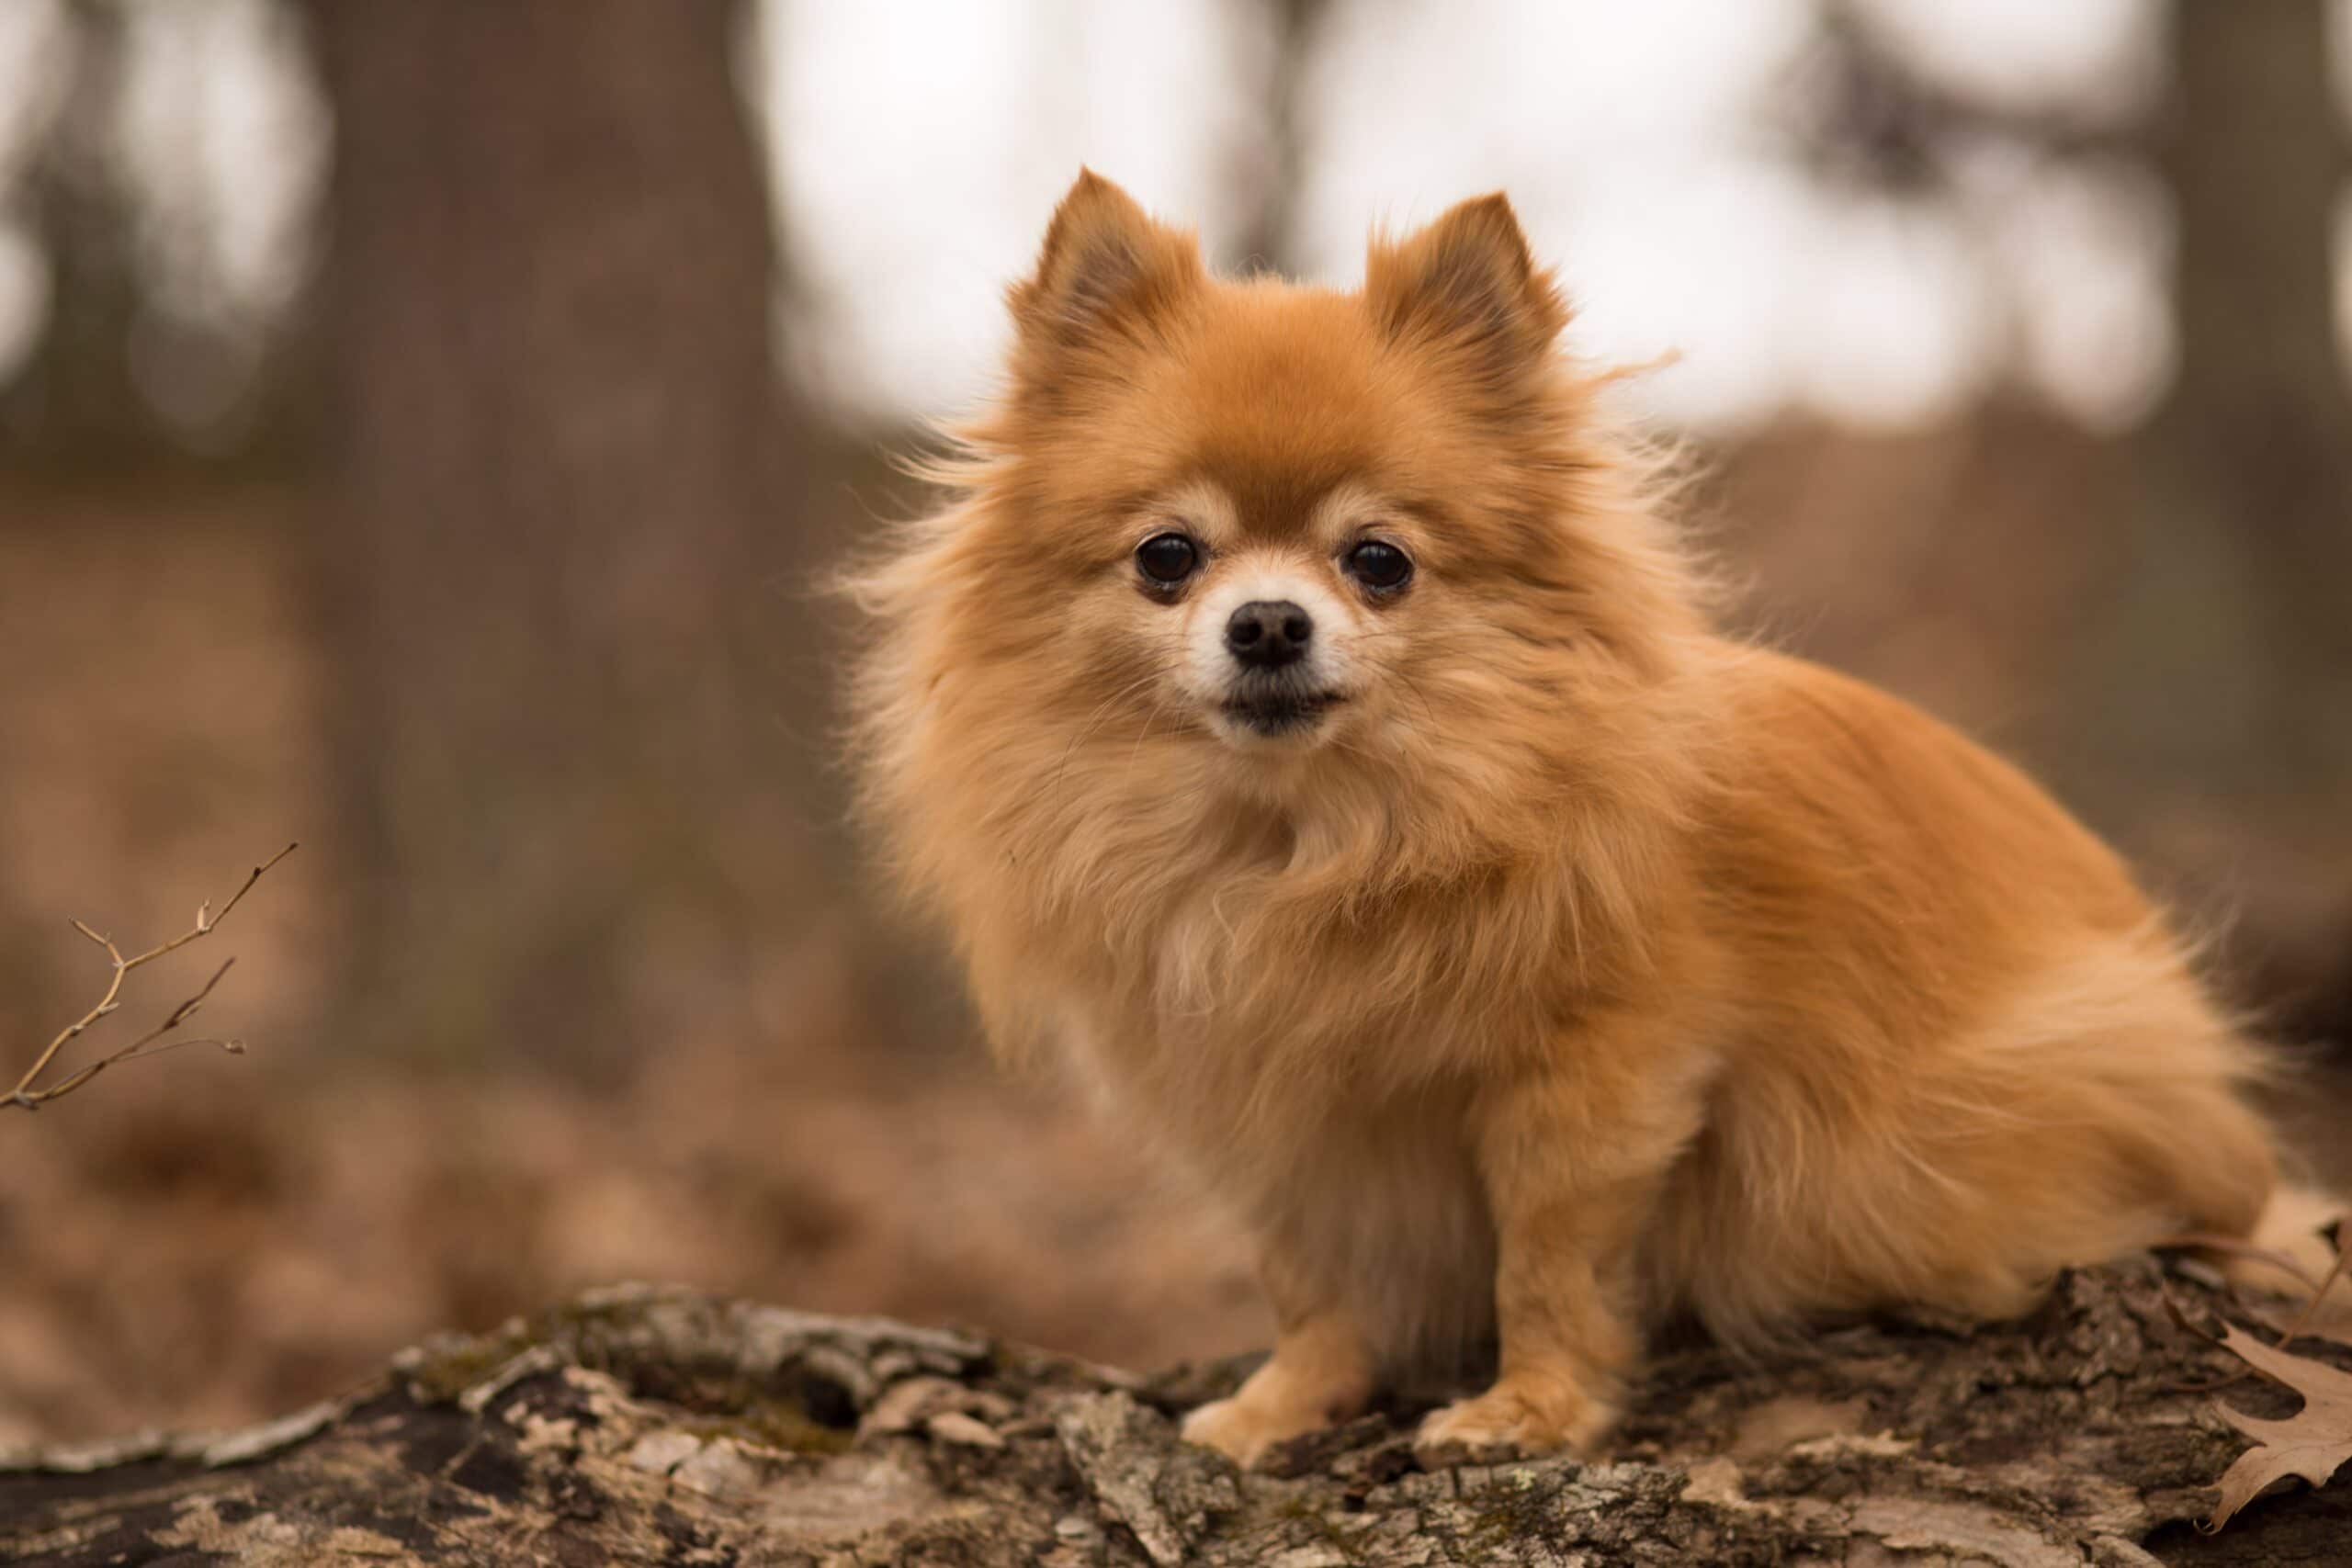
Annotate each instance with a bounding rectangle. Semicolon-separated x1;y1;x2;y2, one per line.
1182;1252;1375;1469
1416;1046;1700;1464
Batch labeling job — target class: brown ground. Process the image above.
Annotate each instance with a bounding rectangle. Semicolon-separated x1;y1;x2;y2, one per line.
0;1021;1264;1446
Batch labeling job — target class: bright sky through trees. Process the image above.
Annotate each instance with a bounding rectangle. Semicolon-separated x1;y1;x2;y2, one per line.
1;0;2348;436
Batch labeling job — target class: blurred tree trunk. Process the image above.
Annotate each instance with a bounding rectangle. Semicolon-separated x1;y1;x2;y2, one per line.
2062;0;2352;1032
307;0;795;1071
2090;0;2352;804
1231;0;1329;277
0;0;148;465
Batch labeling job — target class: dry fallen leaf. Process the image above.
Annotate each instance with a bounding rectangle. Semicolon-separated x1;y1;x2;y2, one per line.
2203;1323;2352;1530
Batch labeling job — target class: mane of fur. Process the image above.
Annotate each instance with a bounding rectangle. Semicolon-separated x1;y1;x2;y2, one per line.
843;378;1719;1113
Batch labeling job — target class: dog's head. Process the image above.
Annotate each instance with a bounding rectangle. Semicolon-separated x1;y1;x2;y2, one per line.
859;173;1705;864
845;173;1720;1058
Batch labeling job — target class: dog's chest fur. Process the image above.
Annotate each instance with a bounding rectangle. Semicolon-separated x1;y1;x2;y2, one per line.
1064;895;1506;1372
1257;1095;1501;1372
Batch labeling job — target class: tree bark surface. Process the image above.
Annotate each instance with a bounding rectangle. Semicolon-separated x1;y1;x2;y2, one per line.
2;1260;2345;1565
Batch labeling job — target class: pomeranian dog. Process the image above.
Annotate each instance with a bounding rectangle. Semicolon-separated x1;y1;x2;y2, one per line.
845;171;2336;1468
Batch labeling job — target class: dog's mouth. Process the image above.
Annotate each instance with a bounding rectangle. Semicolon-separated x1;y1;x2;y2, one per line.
1219;689;1345;738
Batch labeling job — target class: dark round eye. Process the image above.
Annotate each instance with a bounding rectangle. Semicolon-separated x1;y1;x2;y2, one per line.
1135;532;1200;588
1345;539;1413;592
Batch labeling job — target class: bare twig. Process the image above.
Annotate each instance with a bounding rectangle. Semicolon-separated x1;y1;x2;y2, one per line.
2154;1232;2325;1296
6;843;297;1114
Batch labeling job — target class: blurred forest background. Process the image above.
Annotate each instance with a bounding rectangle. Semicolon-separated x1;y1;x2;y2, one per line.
2;0;2349;1444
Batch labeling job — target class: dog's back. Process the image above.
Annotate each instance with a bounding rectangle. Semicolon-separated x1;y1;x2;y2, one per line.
1645;648;2292;1340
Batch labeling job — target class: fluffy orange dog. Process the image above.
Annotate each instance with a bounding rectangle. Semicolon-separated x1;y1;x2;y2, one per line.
848;172;2332;1468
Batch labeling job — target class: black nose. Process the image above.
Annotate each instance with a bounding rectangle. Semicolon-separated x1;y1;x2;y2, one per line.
1225;600;1313;669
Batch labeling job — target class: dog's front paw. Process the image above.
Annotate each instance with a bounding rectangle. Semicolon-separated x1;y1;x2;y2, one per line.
1412;1380;1618;1468
1181;1395;1332;1470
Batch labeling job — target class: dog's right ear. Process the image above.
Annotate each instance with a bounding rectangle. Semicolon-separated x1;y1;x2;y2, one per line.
1009;171;1202;351
1365;193;1567;388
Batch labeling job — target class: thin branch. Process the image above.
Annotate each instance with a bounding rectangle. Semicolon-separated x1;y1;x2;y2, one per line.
2273;1224;2352;1347
6;843;296;1114
2154;1232;2325;1295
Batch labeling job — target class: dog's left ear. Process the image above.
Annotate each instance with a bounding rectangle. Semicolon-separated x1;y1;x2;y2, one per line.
1365;194;1568;380
1010;170;1203;351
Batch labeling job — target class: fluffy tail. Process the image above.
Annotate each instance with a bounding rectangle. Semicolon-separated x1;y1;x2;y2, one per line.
2225;1183;2347;1299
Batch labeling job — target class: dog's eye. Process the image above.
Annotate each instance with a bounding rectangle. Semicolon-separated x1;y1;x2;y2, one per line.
1135;532;1200;588
1345;540;1413;592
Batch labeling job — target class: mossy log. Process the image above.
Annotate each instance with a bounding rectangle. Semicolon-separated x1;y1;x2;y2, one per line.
2;1260;2345;1565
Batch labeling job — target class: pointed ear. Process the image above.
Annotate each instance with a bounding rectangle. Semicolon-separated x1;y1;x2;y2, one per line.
1364;194;1567;377
1009;171;1203;348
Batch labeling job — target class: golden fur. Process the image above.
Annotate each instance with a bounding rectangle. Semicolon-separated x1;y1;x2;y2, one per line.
844;172;2336;1467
